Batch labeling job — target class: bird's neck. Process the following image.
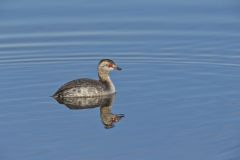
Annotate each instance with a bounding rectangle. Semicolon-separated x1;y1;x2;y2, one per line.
98;70;115;93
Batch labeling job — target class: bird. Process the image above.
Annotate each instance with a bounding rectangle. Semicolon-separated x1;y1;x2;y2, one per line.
53;59;122;98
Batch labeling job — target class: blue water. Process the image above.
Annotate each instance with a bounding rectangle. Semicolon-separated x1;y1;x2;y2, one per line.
1;0;240;159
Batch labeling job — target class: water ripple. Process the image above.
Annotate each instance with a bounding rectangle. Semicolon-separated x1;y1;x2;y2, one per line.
0;55;239;68
1;30;240;39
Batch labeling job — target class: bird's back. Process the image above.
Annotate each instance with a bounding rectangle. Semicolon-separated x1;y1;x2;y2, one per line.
53;78;106;98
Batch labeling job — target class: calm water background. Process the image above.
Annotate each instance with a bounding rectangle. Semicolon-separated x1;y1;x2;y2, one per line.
1;0;240;159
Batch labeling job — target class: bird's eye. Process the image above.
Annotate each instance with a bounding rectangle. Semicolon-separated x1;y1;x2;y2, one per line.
108;64;113;68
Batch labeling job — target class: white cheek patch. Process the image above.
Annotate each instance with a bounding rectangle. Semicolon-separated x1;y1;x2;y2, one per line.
109;67;114;71
103;65;114;71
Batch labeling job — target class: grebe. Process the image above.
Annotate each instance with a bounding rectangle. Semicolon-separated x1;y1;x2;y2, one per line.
53;59;122;98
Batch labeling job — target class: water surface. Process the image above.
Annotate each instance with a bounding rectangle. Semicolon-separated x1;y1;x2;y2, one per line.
1;0;240;160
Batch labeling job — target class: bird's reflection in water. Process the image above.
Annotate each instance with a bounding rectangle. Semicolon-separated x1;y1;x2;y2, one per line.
53;94;124;129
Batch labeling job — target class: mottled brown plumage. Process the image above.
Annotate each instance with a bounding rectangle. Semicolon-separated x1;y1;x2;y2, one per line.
53;78;105;97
